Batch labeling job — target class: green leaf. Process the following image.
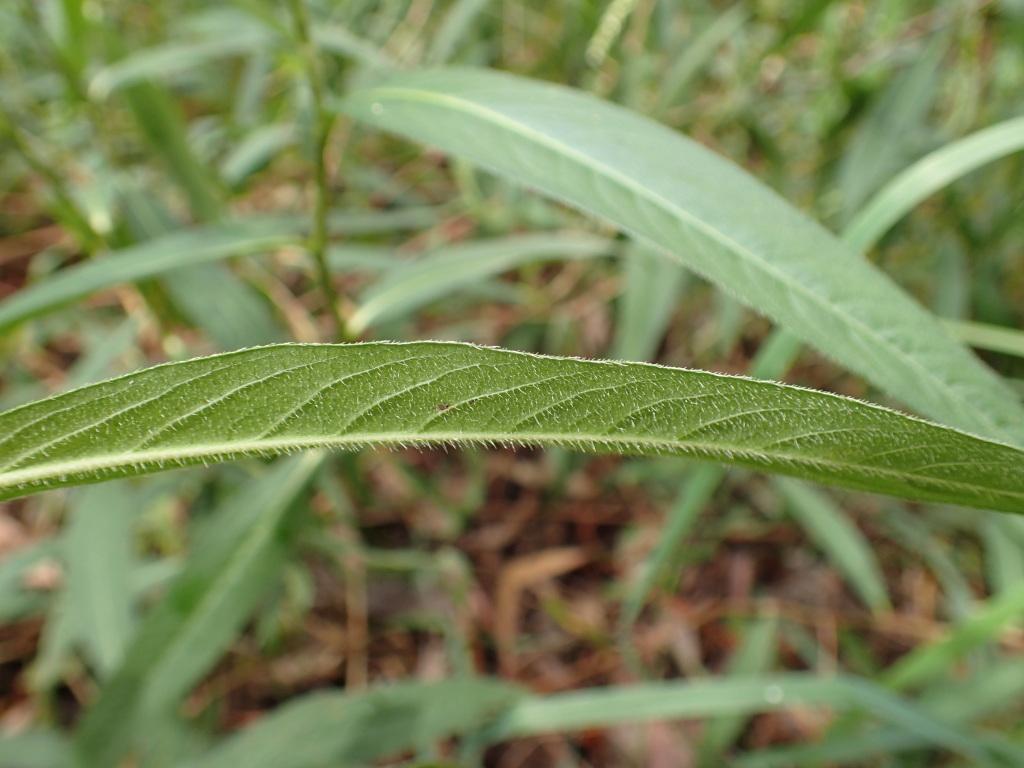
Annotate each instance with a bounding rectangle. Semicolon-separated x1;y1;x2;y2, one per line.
844;114;1024;253
946;319;1024;361
72;454;322;768
184;678;522;768
620;463;723;628
120;81;226;222
0;342;1022;513
0;729;71;768
348;233;615;335
735;661;1024;767
64;483;138;676
161;263;284;350
89;33;275;99
484;674;997;764
0;221;298;335
334;67;1024;446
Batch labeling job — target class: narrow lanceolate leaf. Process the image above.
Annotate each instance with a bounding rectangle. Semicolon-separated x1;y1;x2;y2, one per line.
335;68;1024;446
0;343;1022;513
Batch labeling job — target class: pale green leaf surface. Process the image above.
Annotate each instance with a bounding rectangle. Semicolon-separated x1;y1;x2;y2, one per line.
0;343;1022;513
335;68;1024;445
0;729;71;768
0;222;298;334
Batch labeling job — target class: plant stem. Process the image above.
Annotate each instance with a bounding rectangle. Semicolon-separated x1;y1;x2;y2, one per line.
287;0;349;340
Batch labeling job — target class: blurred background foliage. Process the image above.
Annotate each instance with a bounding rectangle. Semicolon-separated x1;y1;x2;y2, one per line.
1;0;1024;766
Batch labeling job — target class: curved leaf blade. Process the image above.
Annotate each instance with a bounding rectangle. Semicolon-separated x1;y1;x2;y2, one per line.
0;342;1021;512
845;114;1024;253
335;68;1024;445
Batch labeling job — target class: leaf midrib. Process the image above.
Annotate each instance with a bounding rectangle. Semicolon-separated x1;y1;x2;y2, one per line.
1;432;1019;504
353;84;1008;442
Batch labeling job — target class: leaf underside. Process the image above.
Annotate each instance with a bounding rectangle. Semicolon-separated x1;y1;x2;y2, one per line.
0;342;1020;513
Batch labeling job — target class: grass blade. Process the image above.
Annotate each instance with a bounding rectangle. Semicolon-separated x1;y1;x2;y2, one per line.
0;342;1022;512
161;264;284;350
425;0;496;64
620;464;723;628
335;68;1024;445
736;661;1024;767
0;540;61;622
120;81;225;222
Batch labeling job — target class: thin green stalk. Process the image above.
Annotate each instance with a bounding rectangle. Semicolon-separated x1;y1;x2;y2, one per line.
286;0;348;340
